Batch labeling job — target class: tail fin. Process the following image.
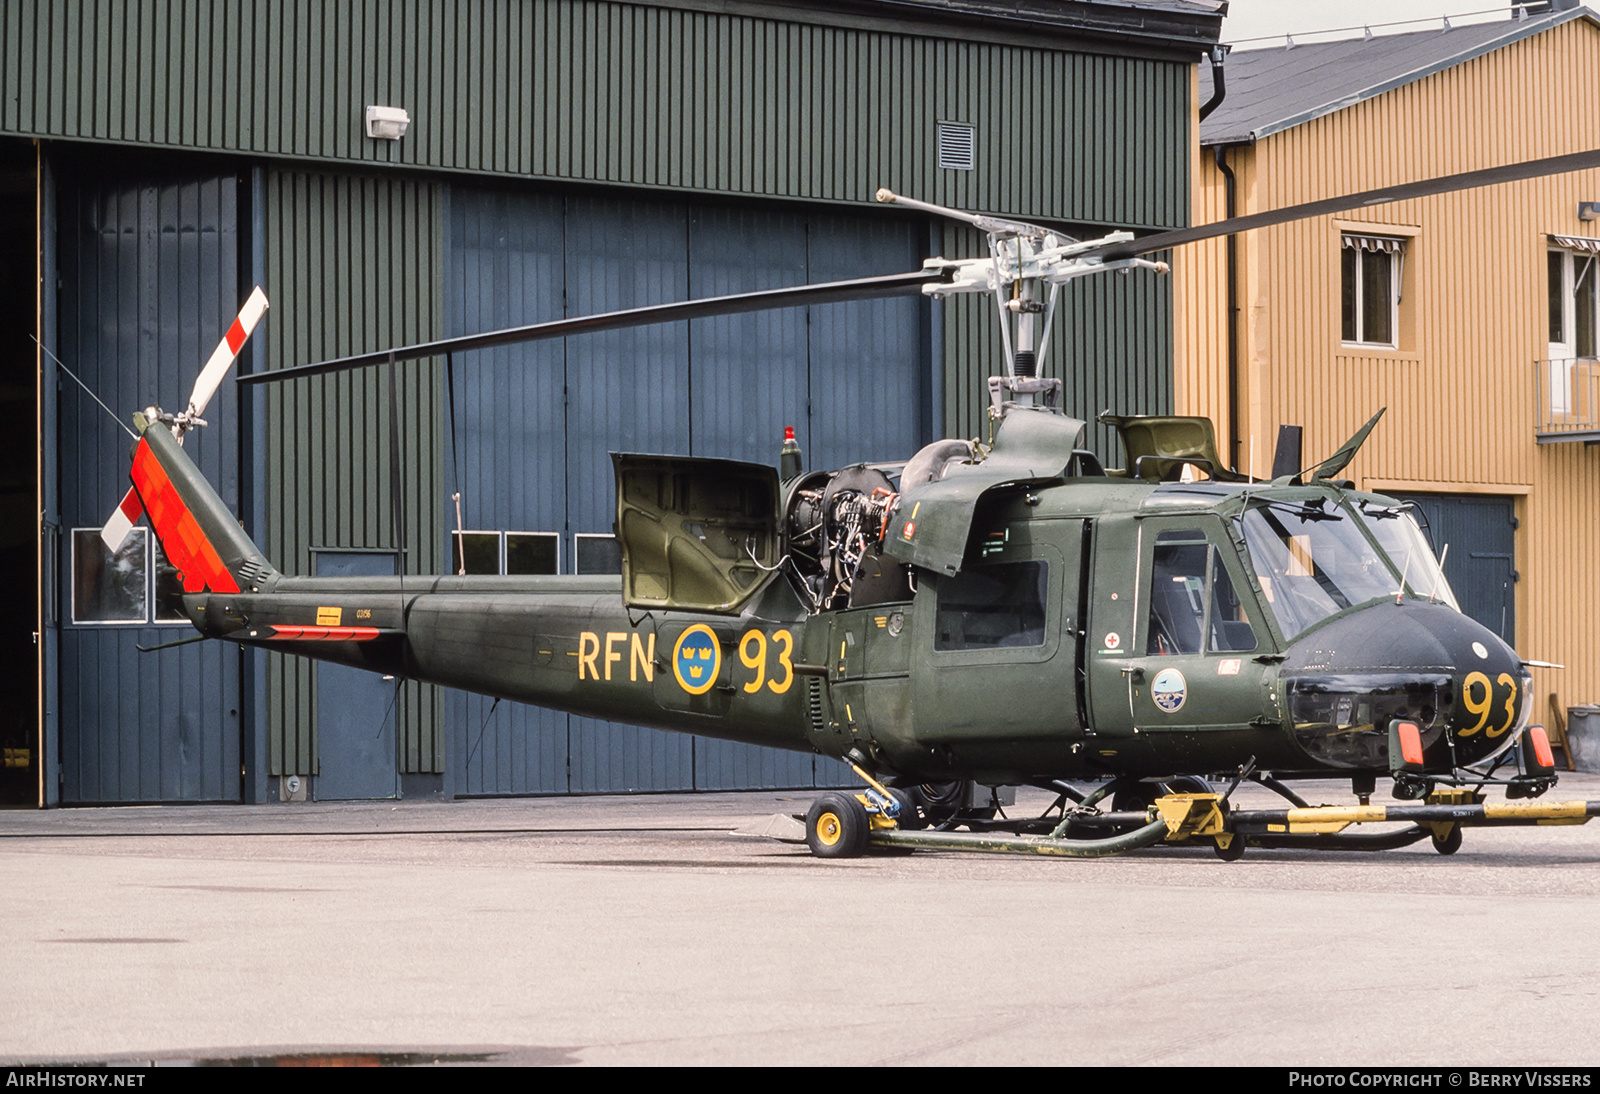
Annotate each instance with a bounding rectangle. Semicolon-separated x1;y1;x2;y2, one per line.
129;415;278;595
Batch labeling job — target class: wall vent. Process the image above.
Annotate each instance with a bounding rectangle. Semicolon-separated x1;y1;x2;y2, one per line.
937;121;976;171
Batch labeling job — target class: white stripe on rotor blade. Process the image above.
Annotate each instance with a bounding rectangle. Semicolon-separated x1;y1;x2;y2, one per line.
187;286;271;418
100;489;141;552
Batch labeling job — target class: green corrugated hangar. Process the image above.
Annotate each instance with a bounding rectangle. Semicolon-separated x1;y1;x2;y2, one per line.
0;0;1223;807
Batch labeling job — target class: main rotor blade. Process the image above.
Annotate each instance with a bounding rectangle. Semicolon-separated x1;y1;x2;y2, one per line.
241;269;945;385
1095;147;1600;260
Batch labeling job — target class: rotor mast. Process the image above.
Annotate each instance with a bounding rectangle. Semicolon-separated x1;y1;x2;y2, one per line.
875;189;1168;422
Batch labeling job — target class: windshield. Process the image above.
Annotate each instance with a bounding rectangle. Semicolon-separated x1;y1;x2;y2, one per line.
1354;501;1462;612
1240;500;1401;640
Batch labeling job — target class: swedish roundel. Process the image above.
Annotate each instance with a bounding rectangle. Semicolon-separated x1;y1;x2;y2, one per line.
673;624;721;695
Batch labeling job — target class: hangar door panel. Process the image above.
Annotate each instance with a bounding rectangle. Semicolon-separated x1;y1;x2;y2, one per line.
445;187;569;796
1392;493;1516;644
446;188;927;794
807;214;929;470
56;170;243;803
564;196;696;792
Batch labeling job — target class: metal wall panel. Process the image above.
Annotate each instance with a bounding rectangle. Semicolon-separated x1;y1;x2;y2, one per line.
1;0;1191;230
258;166;444;777
563;195;697;792
55;167;242;802
445;186;568;795
687;205;810;462
445;184;930;793
806;212;928;468
686;204;815;791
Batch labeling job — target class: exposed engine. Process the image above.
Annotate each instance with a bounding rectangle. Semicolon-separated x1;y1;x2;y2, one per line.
785;465;906;612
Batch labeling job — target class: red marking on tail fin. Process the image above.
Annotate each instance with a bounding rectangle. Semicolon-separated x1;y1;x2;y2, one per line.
130;438;241;594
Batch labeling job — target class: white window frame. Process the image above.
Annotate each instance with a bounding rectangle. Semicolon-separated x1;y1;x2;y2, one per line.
449;528;564;575
1548;244;1599;356
1341;233;1405;349
505;530;562;576
70;526;149;626
573;532;622;575
450;529;504;576
1546;242;1600;421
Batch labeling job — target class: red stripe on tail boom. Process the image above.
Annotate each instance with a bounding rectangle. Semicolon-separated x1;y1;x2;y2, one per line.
267;625;381;642
130;438;241;594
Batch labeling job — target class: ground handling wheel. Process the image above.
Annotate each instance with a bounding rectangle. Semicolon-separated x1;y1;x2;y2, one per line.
806;792;869;858
1213;832;1246;862
1431;824;1463;855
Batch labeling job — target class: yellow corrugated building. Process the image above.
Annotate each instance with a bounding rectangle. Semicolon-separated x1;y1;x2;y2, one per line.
1175;6;1600;731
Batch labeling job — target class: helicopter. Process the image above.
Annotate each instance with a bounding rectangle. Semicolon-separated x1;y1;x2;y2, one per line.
106;148;1600;862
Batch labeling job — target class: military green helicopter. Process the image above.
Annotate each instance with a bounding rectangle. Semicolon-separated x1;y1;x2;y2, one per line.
111;149;1600;861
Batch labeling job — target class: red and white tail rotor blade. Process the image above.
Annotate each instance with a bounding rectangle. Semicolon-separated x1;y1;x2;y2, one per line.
186;286;269;423
100;287;270;552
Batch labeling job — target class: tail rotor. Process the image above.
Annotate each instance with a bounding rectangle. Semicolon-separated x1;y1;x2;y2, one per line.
100;287;269;551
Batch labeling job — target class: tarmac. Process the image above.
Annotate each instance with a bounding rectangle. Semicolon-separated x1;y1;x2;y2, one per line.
4;772;1600;1067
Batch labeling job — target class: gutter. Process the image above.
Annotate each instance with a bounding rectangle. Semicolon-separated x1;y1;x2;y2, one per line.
1199;43;1241;472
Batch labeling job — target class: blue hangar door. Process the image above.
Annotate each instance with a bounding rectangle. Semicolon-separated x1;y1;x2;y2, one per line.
1392;493;1517;645
445;189;930;794
54;165;244;803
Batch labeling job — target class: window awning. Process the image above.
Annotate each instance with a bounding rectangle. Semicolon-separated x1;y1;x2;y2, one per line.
1342;233;1405;254
1550;234;1600;253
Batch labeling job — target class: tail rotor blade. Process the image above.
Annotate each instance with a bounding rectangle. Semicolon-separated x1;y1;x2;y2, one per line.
100;487;144;553
186;286;270;421
102;287;270;550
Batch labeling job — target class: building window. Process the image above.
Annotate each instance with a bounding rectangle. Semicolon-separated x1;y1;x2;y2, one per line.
1547;243;1598;357
450;530;562;576
1544;241;1600;425
506;532;560;576
1341;233;1404;347
574;533;622;575
71;528;148;624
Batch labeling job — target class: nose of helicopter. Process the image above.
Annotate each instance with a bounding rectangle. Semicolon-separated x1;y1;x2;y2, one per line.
1278;599;1528;771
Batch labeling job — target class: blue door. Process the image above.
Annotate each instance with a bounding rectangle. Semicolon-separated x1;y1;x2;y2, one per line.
313;550;400;800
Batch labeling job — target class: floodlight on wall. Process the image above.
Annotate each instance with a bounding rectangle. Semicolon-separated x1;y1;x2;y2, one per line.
1579;202;1600;222
365;105;410;141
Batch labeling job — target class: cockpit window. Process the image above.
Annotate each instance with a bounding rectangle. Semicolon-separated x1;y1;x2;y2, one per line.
1355;502;1461;612
1148;534;1207;654
1240;502;1401;640
1146;530;1258;655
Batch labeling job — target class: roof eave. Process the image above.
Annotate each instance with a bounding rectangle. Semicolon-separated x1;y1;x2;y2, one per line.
1200;8;1597;147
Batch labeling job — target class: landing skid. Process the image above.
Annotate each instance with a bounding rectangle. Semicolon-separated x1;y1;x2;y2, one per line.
797;777;1600;861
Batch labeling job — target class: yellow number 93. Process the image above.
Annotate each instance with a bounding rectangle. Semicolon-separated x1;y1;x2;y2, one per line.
1459;670;1518;738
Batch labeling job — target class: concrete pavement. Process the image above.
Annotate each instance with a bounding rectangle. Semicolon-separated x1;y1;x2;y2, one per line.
4;776;1600;1066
